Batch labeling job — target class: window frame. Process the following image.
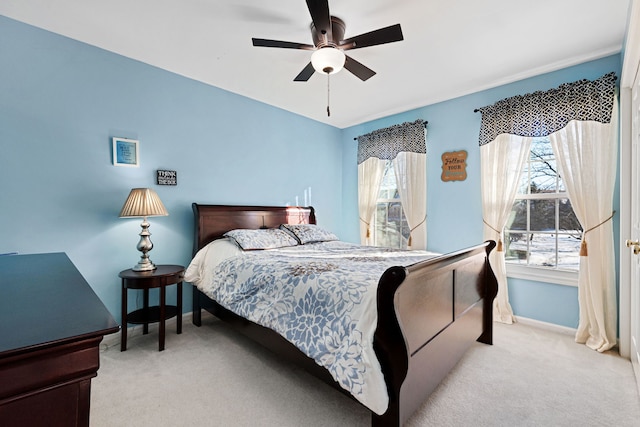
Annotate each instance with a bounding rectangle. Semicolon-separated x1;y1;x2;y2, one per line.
372;161;409;249
504;137;579;287
506;264;578;287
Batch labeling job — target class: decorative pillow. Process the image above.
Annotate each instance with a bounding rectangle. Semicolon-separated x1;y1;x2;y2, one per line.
223;228;299;250
279;224;339;244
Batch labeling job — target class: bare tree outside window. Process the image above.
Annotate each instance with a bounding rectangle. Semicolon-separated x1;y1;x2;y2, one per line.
505;138;582;270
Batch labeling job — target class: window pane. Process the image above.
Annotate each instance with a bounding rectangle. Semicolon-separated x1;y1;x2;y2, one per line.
379;188;397;199
530;199;556;231
374;160;409;249
517;165;529;194
378;162;398;200
558;174;566;192
507;200;527;231
531;139;554;161
505;231;529;265
375;202;408;248
559;198;582;233
528;233;557;268
530;159;558;193
505;137;579;272
557;234;581;270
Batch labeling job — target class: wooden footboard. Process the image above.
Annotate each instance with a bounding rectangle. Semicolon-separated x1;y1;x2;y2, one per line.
189;204;497;427
373;241;497;426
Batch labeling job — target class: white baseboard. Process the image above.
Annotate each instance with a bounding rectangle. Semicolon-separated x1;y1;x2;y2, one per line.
513;316;577;336
100;311;199;352
513;316;628;357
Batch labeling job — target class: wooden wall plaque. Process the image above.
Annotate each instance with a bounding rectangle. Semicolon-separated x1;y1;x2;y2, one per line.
441;150;467;181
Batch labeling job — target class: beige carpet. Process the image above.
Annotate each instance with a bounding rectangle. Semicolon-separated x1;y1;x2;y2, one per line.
91;315;640;426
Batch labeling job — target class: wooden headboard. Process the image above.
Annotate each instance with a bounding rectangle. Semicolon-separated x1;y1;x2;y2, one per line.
192;204;317;255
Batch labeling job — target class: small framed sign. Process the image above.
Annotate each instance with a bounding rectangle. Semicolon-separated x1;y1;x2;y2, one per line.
112;137;139;167
441;150;467;182
157;169;177;186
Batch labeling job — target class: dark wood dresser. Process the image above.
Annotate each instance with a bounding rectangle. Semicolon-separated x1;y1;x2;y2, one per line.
0;253;119;427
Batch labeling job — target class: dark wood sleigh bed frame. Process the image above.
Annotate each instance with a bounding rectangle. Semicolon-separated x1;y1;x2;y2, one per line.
190;204;498;426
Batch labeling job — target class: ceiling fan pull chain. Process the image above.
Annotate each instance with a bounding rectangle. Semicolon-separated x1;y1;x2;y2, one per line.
327;73;331;117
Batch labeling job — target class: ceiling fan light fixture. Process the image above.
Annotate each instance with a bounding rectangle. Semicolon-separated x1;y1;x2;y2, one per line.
311;47;345;75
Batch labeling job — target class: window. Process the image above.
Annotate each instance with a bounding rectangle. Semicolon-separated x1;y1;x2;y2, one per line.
373;161;410;249
504;138;582;275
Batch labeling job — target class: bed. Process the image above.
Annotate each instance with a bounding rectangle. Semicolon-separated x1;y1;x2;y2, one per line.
187;204;498;426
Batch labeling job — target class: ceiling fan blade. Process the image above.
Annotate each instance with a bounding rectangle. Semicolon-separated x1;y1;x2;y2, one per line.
340;24;404;50
344;55;376;81
294;62;316;81
306;0;332;41
252;38;315;50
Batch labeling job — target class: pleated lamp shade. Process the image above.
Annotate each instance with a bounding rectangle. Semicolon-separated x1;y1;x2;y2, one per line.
119;188;168;218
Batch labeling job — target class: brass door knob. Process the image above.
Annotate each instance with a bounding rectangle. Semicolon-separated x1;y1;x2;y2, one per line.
626;240;640;255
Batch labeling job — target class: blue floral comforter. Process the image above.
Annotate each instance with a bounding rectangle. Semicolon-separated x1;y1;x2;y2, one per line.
195;240;437;414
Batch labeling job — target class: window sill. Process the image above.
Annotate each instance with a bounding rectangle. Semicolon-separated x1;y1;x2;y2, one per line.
506;264;578;287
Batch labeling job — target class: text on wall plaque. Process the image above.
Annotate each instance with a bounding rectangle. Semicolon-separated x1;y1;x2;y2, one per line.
157;170;177;186
441;150;467;182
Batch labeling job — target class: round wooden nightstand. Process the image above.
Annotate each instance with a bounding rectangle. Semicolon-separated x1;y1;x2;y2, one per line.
119;265;184;351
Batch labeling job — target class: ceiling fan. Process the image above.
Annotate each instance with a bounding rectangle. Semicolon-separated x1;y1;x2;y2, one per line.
251;0;404;82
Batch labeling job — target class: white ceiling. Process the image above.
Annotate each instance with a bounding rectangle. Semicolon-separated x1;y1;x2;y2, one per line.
0;0;631;128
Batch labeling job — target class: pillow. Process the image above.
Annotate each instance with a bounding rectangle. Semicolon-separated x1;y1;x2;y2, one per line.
279;224;339;244
223;228;299;250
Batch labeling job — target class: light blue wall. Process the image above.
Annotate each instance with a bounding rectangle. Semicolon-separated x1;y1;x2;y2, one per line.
341;55;622;329
0;15;623;330
0;16;343;321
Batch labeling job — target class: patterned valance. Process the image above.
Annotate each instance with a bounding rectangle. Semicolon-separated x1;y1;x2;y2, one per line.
476;72;617;146
357;119;426;164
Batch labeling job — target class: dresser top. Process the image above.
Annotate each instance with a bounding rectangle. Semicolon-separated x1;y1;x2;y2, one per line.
0;252;119;355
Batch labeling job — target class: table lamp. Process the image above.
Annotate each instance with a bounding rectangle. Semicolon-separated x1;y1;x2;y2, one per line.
119;188;168;271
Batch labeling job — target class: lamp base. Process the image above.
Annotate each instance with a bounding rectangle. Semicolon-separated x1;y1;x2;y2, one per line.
132;259;157;271
132;217;157;271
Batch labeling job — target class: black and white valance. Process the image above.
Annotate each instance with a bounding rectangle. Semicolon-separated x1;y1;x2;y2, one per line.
357;119;426;164
476;72;617;146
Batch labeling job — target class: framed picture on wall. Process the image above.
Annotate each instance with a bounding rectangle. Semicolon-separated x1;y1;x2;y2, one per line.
112;137;139;167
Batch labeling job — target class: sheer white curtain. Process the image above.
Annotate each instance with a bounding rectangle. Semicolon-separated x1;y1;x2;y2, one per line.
358;157;385;245
549;101;619;352
357;120;427;246
393;152;427;249
476;72;618;348
480;134;532;323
